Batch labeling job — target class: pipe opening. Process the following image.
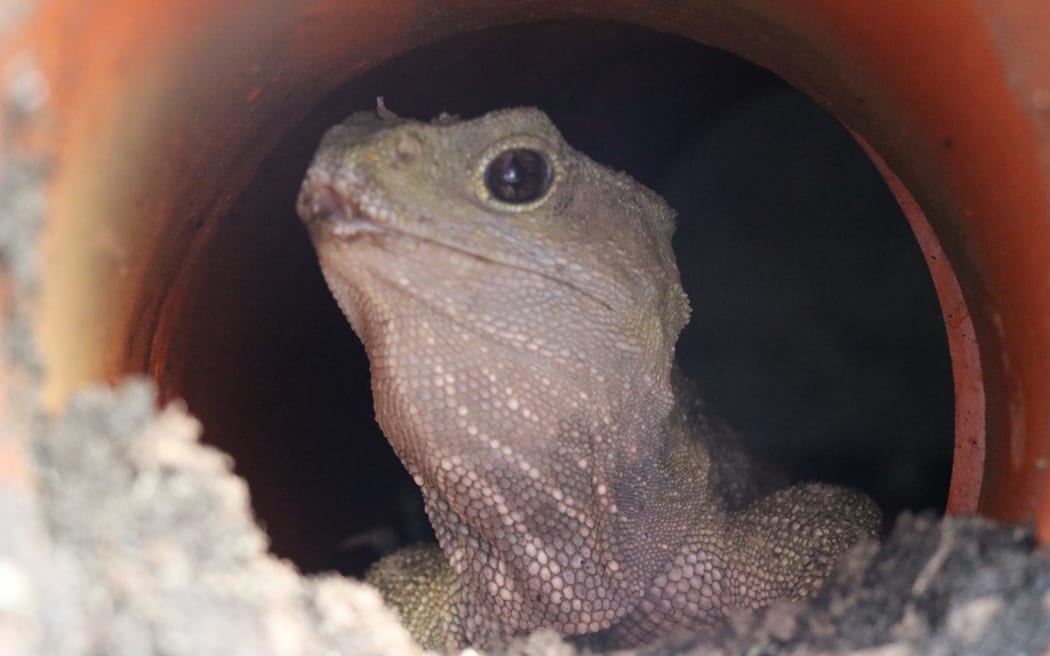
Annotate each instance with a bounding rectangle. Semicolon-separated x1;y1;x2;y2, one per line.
153;21;954;576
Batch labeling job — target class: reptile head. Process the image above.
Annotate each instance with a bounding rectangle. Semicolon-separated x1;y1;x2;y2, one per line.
298;105;689;351
298;106;693;637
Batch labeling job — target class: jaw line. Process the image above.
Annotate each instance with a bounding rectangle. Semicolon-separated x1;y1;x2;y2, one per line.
305;178;616;313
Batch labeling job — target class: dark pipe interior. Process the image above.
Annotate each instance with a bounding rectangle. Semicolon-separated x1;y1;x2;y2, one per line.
167;21;953;576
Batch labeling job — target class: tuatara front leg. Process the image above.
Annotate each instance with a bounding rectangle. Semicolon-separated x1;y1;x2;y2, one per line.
366;541;557;651
297;105;880;650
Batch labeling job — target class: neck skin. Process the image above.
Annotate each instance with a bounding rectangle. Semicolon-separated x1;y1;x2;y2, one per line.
374;323;712;636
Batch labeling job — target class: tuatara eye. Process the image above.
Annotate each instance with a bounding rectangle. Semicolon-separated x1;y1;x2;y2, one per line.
483;148;552;204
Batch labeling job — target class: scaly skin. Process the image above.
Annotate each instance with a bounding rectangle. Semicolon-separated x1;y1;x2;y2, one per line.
296;106;880;651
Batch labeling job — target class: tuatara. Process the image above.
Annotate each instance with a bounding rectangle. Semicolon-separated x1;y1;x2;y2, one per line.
296;105;880;651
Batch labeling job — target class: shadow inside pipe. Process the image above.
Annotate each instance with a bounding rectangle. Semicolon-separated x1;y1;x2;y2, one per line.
166;21;953;575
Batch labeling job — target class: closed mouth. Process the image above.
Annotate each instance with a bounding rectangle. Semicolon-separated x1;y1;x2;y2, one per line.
298;181;615;312
299;183;387;238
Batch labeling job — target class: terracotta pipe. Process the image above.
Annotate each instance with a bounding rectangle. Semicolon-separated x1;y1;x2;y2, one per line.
850;133;985;515
2;1;1049;543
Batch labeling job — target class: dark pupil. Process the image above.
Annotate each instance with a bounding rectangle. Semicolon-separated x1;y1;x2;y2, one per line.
484;148;551;204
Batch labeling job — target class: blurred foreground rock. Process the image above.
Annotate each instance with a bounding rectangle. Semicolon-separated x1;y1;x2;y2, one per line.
2;381;422;656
